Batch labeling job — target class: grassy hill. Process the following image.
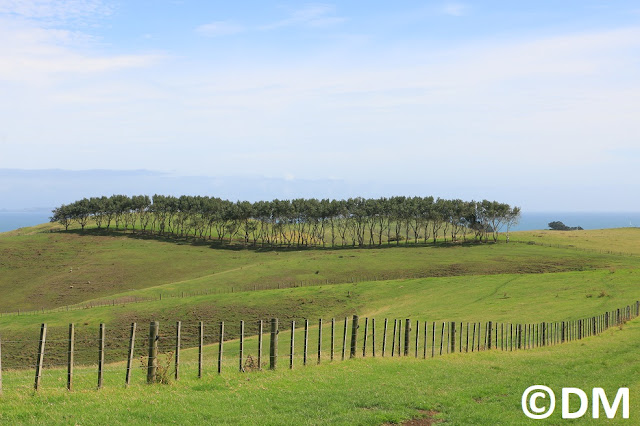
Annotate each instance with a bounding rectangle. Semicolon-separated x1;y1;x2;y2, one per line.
2;223;638;312
1;314;638;424
0;224;639;424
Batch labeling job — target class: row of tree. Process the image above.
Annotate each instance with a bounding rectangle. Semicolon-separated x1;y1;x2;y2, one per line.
51;195;521;247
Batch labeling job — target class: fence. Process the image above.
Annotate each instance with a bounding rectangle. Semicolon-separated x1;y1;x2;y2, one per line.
2;241;636;318
511;239;637;257
0;274;435;318
0;301;638;394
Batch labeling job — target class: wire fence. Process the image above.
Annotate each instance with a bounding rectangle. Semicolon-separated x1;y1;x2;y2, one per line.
0;273;448;318
2;240;635;319
511;239;637;257
0;301;638;394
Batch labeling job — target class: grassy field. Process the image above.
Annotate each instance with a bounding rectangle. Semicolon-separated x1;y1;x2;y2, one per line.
1;224;638;312
512;227;640;255
0;317;638;424
1;224;639;424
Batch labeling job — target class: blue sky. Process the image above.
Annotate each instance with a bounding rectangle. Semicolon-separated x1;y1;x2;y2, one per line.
1;1;639;211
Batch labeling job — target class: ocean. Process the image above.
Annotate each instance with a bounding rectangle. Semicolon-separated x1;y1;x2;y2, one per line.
510;212;640;231
0;211;638;234
0;211;52;233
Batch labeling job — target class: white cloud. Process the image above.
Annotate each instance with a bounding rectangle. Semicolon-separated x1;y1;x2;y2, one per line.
442;3;467;17
195;20;245;37
0;0;112;25
0;19;163;83
261;3;345;30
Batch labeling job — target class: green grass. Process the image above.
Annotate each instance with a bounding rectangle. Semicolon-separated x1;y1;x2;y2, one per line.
2;224;638;312
1;268;639;373
1;225;640;424
512;227;640;255
1;317;638;425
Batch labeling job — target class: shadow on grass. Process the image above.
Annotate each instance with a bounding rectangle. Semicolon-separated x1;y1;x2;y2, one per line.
57;227;492;253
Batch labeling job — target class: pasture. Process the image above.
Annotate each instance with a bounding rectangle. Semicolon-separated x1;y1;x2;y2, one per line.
0;224;639;424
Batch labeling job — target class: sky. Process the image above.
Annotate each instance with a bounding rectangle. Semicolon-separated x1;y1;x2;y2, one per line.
0;1;639;211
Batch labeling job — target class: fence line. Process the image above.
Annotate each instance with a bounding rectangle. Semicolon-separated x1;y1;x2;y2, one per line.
511;239;637;257
0;272;479;318
0;301;638;393
7;240;637;318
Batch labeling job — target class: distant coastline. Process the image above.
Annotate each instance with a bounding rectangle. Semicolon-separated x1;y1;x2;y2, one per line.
510;212;639;232
1;210;638;234
0;210;51;233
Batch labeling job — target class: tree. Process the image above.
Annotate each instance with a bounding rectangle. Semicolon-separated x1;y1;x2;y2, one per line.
505;206;521;242
548;221;583;231
50;204;73;231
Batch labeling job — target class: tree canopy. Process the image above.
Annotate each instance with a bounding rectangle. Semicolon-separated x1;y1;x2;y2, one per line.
548;221;583;231
51;195;521;247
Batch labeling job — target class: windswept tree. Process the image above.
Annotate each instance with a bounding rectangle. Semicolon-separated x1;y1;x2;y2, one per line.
50;204;73;231
52;194;520;247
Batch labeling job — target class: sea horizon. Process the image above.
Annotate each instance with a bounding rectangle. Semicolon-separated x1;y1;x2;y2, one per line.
1;209;639;234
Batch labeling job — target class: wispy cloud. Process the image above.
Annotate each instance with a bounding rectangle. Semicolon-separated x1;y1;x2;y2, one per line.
0;3;161;83
0;0;112;26
195;20;245;37
442;3;467;17
260;3;345;30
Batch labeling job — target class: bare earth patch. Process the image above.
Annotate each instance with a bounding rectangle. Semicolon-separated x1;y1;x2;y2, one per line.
384;410;443;425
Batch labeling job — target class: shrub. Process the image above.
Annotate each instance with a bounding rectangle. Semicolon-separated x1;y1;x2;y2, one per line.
139;351;174;384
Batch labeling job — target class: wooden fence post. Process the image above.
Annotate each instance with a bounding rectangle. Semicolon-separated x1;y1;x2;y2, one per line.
34;323;47;391
471;323;476;352
450;321;456;353
578;319;582;340
431;322;435;358
391;319;397;357
239;320;244;372
318;318;323;364
487;321;492;350
466;323;470;353
460;322;464;353
404;319;411;356
218;321;224;374
290;320;295;369
269;318;279;370
445;322;449;354
147;321;159;384
258;320;263;371
67;323;74;391
366;318;372;357
175;321;181;381
439;323;445;355
350;315;359;358
415;320;419;358
126;323;136;386
362;318;368;357
423;321;428;359
509;324;513;351
98;323;105;389
397;320;402;356
303;319;309;366
382;318;388;357
342;317;348;361
198;321;203;378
